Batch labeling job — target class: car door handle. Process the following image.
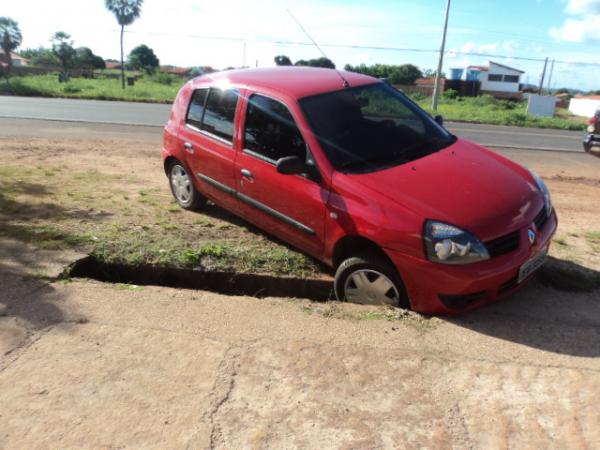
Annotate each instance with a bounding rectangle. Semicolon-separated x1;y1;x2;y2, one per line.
184;142;194;154
241;169;254;180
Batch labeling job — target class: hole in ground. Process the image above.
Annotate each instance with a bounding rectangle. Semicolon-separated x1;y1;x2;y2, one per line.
68;256;334;301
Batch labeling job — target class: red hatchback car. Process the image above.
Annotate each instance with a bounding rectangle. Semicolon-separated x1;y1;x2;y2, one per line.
162;67;557;314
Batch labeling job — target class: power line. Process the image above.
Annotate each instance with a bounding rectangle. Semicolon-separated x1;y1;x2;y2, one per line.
118;29;600;68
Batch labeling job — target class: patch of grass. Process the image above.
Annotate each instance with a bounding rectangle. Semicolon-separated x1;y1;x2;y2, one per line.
0;159;324;278
114;283;144;291
0;73;184;103
0;224;89;250
300;302;436;329
180;244;230;267
585;231;600;252
236;244;320;276
553;236;568;247
417;95;586;131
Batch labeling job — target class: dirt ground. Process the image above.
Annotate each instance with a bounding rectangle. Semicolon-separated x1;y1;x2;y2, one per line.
1;120;600;448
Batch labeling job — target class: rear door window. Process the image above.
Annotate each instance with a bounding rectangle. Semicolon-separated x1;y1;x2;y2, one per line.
201;88;239;142
243;94;306;162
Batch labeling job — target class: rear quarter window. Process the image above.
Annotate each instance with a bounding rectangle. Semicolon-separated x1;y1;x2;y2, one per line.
186;89;208;128
201;88;239;142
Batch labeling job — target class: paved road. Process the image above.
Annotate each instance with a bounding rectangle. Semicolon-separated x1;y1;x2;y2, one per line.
0;95;585;151
2;118;597;174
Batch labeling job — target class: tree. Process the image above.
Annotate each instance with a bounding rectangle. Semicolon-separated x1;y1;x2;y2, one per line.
0;17;23;81
105;0;144;89
74;47;106;69
344;63;423;85
51;31;76;75
422;68;436;78
389;64;422;85
128;44;158;73
274;55;292;66
190;66;217;77
21;47;60;67
294;57;335;69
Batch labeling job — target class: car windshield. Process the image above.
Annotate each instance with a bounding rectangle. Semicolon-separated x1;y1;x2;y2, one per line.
299;83;456;173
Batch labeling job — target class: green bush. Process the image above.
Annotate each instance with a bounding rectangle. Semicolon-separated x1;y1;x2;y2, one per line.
468;95;499;107
410;92;426;102
443;89;459;100
148;72;178;85
63;83;82;94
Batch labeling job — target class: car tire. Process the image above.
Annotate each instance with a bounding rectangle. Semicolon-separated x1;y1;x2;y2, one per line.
334;253;410;309
168;160;206;211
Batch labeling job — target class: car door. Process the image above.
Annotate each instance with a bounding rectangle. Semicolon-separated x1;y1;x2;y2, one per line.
178;87;240;211
234;92;328;259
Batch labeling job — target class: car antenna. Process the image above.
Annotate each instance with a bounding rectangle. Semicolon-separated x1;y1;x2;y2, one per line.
286;9;350;88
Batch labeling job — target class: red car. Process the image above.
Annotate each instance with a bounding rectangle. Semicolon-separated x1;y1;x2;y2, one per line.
162;67;557;314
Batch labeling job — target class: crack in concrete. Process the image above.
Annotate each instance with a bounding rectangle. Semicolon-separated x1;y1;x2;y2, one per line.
0;325;54;374
201;345;242;450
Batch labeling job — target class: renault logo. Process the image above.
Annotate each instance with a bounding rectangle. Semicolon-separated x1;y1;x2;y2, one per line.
528;228;536;245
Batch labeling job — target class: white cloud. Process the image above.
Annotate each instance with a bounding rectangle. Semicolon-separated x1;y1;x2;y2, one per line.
565;0;600;15
550;0;600;42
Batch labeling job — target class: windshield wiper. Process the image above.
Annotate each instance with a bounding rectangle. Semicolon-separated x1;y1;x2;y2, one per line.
338;146;418;172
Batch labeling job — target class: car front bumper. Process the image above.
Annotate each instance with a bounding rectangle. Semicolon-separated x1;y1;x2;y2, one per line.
385;210;558;315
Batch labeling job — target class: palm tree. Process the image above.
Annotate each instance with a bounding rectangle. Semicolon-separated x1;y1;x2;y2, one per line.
104;0;143;89
0;17;23;81
51;32;76;77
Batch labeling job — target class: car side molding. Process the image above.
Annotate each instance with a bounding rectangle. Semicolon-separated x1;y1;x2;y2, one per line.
196;172;315;235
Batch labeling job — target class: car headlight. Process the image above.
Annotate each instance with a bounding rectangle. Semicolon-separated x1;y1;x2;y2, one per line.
529;170;552;216
424;221;490;265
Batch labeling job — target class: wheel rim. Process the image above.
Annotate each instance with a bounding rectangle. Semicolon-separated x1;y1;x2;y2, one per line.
343;269;400;306
170;165;192;205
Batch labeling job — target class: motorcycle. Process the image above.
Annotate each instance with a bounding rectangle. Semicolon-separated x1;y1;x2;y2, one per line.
583;108;600;156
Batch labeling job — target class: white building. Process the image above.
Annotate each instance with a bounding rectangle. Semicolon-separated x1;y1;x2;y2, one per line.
467;61;524;97
569;96;600;117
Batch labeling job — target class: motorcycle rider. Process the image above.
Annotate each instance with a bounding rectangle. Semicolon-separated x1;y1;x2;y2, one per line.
584;107;600;153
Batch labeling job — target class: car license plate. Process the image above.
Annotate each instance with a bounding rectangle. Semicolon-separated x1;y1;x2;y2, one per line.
518;246;548;284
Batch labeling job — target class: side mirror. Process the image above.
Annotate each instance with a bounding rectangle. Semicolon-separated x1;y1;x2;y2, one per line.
276;156;306;175
434;115;444;126
276;155;321;182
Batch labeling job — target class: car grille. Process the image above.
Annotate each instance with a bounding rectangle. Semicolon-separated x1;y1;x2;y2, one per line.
439;291;487;310
485;230;520;258
533;206;549;231
498;276;519;295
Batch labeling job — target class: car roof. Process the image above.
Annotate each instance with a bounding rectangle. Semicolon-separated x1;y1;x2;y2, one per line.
191;67;379;99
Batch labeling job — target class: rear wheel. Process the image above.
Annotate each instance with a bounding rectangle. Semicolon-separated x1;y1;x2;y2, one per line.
168;161;206;210
334;254;410;309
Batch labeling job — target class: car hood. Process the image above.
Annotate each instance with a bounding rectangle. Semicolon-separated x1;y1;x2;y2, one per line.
345;139;542;240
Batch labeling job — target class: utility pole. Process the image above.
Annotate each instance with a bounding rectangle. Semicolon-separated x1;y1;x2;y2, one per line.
538;57;549;96
546;59;555;94
242;41;247;68
432;0;451;112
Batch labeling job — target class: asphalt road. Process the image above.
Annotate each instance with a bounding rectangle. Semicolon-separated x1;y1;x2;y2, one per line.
0;95;585;152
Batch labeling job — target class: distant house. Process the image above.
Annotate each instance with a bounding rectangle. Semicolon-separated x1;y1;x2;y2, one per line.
104;61;121;70
0;51;29;68
555;93;571;109
467;61;524;98
569;95;600;117
160;65;192;77
415;77;446;95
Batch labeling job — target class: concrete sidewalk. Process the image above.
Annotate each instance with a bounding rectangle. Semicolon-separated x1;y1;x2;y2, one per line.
1;239;599;449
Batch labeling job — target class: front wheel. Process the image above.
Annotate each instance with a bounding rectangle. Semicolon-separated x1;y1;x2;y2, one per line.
334;254;410;309
168;161;206;210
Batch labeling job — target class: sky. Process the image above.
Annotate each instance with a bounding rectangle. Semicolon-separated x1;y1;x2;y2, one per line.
4;0;600;90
